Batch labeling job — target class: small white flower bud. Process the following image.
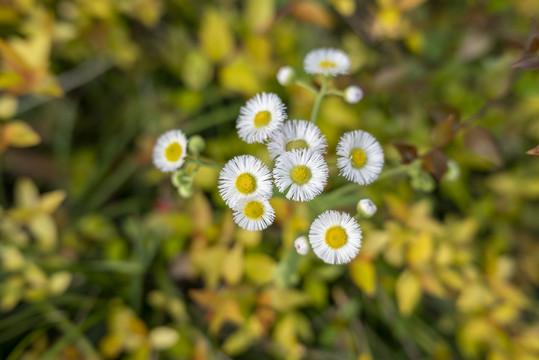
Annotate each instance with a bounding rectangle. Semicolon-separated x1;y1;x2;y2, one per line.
357;199;377;217
344;86;364;104
294;236;309;255
277;66;295;86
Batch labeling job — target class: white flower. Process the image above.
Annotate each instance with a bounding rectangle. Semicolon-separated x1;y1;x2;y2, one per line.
277;66;295;86
344;86;363;104
233;196;275;231
267;120;327;160
357;199;377;217
294;236;309;255
273;149;328;202
336;130;384;185
218;155;273;208
303;48;350;77
152;130;188;173
237;92;287;144
309;210;362;265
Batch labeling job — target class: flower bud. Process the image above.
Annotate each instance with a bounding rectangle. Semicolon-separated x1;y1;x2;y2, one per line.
178;182;193;198
277;66;295;86
357;199;377;218
188;135;205;155
344;86;364;104
294;236;309;255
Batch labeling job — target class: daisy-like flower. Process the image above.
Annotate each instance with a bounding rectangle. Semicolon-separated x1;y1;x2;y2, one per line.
152;130;188;173
273;149;328;202
237;92;287;144
309;210;362;265
218;155;273;208
294;236;309;255
303;48;350;77
267;120;328;160
233;196;275;231
336;130;384;185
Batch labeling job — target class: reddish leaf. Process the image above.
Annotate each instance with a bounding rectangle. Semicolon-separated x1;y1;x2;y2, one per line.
394;143;418;164
526;145;539;156
432;115;457;147
429;103;460;124
421;149;447;182
290;1;334;28
512;21;539;70
463;127;503;166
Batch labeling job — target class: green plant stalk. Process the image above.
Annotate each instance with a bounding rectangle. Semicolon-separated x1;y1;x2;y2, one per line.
310;77;329;124
294;80;318;94
185;156;222;170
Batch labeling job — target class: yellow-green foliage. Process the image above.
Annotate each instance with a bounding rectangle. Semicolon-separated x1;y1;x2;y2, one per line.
1;1;539;360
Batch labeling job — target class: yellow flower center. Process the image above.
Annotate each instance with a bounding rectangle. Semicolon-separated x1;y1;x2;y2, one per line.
290;165;312;185
325;226;347;249
244;201;265;219
350;148;367;168
319;60;336;69
165;142;183;162
235;173;257;194
254;111;271;128
285;139;309;151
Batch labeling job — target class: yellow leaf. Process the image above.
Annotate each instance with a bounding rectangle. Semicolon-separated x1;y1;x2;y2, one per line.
396;270;421;316
244;253;275;285
14;177;40;208
350;258;376;296
40;190;66;213
219;55;261;95
406;231;433;268
456;283;494;312
48;271;71;295
331;0;356;17
222;328;253;356
1;246;26;270
291;1;334;28
199;9;234;62
222;244;244;285
191;245;227;288
99;333;124;359
0;95;17;118
236;227;261;247
244;0;274;34
264;287;310;312
149;327;180;350
28;214;57;249
1;120;40;148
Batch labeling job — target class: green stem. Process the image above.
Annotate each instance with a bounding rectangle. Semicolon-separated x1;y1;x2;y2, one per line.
185;157;222;170
326;89;344;97
294;80;318;95
310;77;329;124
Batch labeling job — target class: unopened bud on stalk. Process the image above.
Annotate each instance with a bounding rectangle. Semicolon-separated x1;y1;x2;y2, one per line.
188;135;205;155
178;182;193;198
344;86;364;104
357;199;377;218
294;236;309;255
277;66;295;86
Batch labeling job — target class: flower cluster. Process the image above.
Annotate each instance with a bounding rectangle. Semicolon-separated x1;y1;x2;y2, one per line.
153;48;384;265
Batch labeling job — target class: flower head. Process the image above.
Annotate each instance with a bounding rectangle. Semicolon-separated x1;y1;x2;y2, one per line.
344;86;364;104
267;120;327;160
277;66;295;86
233;196;275;231
273;149;328;202
294;236;309;255
303;48;350;77
309;210;362;264
152;130;188;173
357;199;377;217
237;92;287;144
337;130;384;185
218;155;273;208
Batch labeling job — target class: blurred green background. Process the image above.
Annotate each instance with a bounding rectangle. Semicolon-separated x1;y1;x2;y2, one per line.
1;0;539;359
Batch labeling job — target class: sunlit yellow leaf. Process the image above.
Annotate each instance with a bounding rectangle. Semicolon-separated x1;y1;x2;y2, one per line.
14;177;40;208
28;214;57;249
396;269;421;316
456;283;494;312
222;328;253;356
48;271;72;295
222;244;244;285
236;227;261;248
40;190;66;213
99;333;124;359
1;246;26;270
200;9;234;62
1;120;41;148
191;245;227;288
149;326;180;350
262;287;310;312
0;275;24;311
244;253;275;285
0;95;17;118
181;50;213;91
245;0;274;34
406;231;433;268
331;0;356;16
220;55;261;95
350;258;376;296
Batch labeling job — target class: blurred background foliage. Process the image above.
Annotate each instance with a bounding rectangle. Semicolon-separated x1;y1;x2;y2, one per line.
1;0;539;359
